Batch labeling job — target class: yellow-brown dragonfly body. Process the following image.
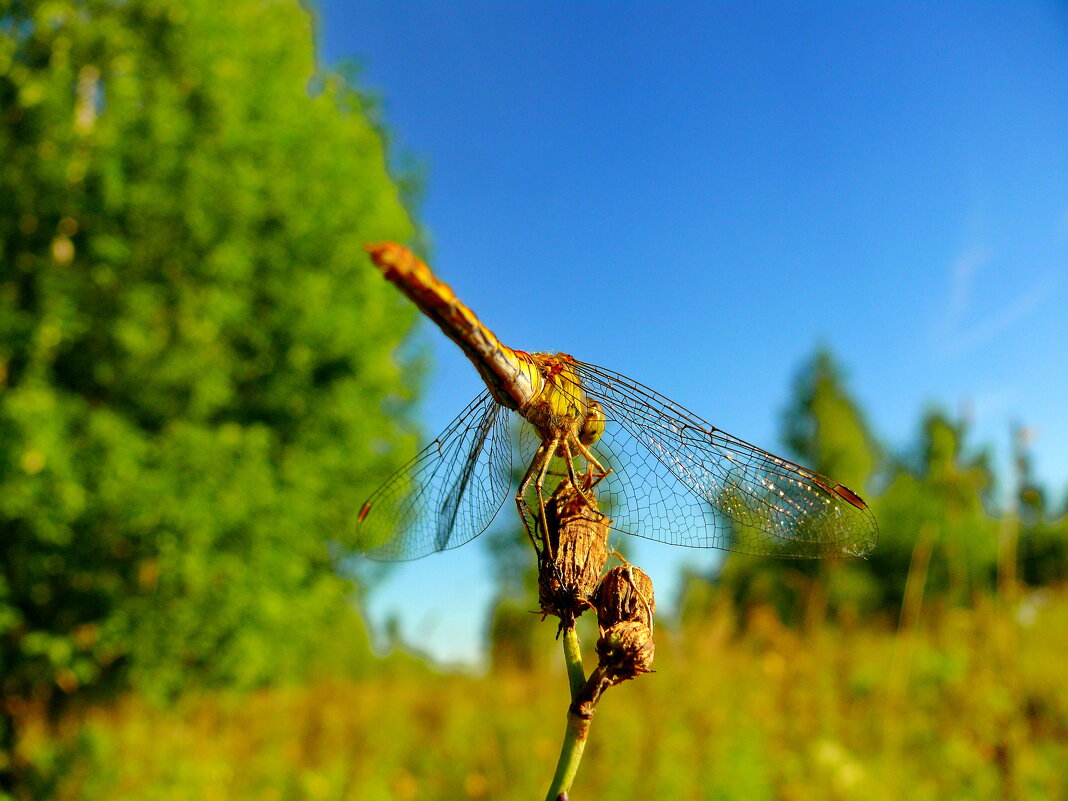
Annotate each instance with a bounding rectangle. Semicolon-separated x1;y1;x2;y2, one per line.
358;243;877;562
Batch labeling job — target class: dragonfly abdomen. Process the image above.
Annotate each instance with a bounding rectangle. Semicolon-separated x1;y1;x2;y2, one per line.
365;242;541;410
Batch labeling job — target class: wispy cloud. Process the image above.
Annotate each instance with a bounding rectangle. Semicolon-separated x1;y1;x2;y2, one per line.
937;247;1063;360
946;245;992;329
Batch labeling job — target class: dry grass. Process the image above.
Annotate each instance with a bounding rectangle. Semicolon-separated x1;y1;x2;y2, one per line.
21;587;1068;801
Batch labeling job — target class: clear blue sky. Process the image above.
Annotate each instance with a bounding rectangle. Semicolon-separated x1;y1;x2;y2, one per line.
318;2;1068;664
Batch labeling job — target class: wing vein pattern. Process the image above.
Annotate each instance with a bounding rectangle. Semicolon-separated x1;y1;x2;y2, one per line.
570;361;878;558
356;390;515;561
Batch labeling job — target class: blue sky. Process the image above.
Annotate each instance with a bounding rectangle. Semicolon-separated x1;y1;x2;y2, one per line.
318;2;1068;664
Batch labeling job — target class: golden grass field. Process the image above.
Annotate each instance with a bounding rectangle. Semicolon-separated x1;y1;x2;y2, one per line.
21;583;1068;801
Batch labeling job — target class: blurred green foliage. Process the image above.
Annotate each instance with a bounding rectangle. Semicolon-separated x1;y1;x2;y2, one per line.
872;411;999;609
0;0;422;775
20;588;1068;801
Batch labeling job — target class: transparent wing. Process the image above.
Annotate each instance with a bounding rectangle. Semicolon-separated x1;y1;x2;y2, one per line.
570;361;878;558
356;391;514;561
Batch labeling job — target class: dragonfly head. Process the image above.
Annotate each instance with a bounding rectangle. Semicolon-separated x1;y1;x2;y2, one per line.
579;401;606;447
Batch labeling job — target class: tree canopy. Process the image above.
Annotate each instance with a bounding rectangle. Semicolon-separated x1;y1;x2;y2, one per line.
0;0;422;744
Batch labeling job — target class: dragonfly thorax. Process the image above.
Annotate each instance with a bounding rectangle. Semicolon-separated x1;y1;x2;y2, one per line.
520;353;603;447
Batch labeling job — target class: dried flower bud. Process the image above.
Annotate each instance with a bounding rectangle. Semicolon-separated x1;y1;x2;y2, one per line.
538;477;610;624
596;620;655;682
595;565;655;629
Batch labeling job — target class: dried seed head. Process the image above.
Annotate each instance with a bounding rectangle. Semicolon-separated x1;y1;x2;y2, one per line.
596;620;655;682
538;477;610;624
595;565;655;629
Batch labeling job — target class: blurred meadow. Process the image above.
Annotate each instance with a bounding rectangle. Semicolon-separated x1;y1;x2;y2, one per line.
16;588;1068;801
3;3;1068;800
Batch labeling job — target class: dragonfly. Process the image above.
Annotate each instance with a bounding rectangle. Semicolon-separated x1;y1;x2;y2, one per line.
357;243;877;563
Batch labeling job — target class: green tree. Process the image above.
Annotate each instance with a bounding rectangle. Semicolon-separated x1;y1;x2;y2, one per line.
1;0;420;786
873;411;997;609
782;347;878;491
1017;498;1068;588
1011;425;1068;588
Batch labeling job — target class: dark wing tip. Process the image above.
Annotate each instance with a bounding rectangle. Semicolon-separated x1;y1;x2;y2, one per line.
808;472;870;511
357;501;372;524
832;483;868;510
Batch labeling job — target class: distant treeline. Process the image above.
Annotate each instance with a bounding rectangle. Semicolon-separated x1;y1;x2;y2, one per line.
694;348;1065;626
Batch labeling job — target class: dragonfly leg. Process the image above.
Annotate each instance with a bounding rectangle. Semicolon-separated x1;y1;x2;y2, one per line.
566;437;611;512
516;444;545;553
532;437;561;561
560;439;583;494
516;441;556;560
573;437;610;488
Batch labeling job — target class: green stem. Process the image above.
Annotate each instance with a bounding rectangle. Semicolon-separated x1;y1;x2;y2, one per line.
561;626;586;700
544;627;607;801
543;706;590;801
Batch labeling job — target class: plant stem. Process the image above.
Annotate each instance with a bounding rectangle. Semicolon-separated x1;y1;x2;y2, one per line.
544;627;609;801
543;709;588;801
561;625;586;700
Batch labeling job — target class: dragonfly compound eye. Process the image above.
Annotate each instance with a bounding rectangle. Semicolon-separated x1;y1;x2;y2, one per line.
579;401;606;446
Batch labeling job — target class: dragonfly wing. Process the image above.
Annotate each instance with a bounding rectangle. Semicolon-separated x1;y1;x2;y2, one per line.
572;361;878;558
356;391;514;561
